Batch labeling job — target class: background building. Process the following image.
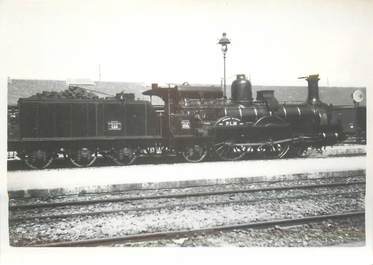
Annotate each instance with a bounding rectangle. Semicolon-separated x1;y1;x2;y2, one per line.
7;78;366;106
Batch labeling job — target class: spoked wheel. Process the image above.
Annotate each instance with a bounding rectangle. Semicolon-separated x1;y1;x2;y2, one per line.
23;150;54;169
254;116;291;159
257;143;290;159
108;147;137;166
182;144;208;163
69;147;97;167
214;142;247;161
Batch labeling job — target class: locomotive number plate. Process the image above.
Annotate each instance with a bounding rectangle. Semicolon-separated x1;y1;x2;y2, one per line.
107;120;122;131
216;117;242;126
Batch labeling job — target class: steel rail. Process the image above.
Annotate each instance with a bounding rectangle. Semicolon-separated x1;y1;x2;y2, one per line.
9;191;364;223
28;211;364;247
10;173;364;199
9;181;365;210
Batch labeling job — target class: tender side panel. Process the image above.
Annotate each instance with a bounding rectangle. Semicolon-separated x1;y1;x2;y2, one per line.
55;103;71;137
87;103;98;137
20;102;39;138
125;103;146;136
97;103;105;136
18;100;162;142
71;103;87;137
103;102;124;136
39;103;55;137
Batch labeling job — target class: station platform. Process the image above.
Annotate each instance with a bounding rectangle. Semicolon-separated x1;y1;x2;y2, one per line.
7;155;366;199
313;144;365;157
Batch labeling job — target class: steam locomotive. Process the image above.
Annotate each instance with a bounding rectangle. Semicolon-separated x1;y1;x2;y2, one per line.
7;74;365;169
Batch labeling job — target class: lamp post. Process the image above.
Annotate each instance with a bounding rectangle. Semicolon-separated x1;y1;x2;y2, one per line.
218;32;231;98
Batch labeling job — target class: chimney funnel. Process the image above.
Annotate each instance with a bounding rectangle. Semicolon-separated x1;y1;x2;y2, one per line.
299;74;321;105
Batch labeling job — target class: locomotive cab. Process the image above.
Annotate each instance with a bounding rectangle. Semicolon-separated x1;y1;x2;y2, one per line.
143;83;224;137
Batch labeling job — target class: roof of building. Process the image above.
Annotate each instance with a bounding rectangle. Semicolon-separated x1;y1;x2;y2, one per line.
7;78;366;106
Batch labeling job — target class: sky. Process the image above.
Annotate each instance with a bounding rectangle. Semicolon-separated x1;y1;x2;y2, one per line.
0;0;372;89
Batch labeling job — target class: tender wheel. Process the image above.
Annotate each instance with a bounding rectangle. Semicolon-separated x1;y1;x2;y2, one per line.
214;142;247;161
108;147;137;166
182;144;208;163
24;149;54;169
69;148;97;167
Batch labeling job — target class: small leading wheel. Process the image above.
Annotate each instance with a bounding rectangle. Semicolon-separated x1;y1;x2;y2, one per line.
69;147;97;167
214;142;247;161
182;144;208;163
108;147;137;166
24;149;54;169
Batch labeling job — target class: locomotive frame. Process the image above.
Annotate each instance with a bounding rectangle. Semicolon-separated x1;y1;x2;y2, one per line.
7;74;366;169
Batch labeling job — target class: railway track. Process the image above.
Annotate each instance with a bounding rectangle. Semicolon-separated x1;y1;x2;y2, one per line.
9;167;365;247
9;173;365;206
10;179;365;210
9;175;365;247
30;211;365;247
9;191;363;222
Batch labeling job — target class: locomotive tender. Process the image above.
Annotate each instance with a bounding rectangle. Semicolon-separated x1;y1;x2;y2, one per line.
7;74;363;169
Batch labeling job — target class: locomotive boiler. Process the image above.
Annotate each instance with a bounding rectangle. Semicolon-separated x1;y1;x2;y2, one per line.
146;74;346;162
7;74;364;169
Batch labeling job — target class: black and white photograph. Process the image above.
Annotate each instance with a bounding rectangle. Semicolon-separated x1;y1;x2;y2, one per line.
1;0;372;264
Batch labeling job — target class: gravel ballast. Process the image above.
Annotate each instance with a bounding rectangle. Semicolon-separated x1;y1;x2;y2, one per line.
9;192;364;246
112;216;365;247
